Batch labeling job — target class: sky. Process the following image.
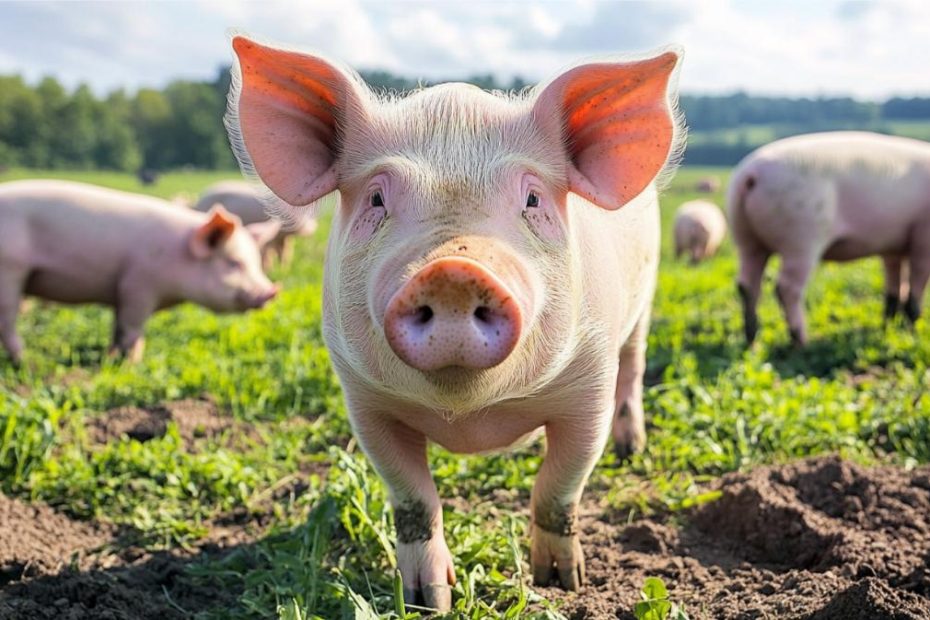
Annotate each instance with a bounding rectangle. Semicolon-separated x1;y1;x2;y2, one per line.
0;0;928;100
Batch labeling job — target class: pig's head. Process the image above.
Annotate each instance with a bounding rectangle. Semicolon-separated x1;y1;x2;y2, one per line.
227;35;681;414
186;205;279;312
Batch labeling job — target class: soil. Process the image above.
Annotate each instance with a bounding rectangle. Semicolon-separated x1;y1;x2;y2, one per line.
2;455;928;618
542;456;930;619
88;398;259;449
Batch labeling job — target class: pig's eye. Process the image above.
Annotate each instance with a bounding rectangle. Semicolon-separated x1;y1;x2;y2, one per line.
525;191;540;208
371;191;384;208
226;258;244;270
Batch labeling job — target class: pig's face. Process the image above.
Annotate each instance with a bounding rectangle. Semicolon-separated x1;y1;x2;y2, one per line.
324;88;577;412
227;36;681;413
186;208;279;313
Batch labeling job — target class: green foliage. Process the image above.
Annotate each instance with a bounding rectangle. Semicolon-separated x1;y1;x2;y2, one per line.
634;577;689;620
0;167;928;618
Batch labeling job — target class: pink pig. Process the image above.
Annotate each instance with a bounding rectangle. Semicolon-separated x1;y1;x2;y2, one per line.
0;180;279;363
729;131;930;345
226;35;683;610
194;180;318;268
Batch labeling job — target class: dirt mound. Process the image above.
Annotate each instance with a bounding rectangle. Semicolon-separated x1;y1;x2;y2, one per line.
89;398;254;449
0;494;115;585
548;456;930;619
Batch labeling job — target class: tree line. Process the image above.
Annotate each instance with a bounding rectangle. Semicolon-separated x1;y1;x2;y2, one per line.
1;67;929;172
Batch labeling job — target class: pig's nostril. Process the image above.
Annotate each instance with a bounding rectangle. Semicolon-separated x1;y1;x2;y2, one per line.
414;306;434;325
473;306;492;323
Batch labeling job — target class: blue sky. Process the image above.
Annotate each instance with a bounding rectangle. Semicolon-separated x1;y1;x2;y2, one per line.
0;0;927;99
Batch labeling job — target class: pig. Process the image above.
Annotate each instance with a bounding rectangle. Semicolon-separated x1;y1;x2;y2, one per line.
728;131;930;345
193;180;318;268
673;200;727;263
0;180;279;364
696;176;720;193
226;35;684;610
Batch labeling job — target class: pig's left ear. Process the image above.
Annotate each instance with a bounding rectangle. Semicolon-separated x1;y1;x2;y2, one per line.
190;206;239;258
228;35;368;207
533;50;683;210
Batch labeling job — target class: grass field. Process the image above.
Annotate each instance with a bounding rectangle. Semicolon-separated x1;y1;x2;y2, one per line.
0;166;928;619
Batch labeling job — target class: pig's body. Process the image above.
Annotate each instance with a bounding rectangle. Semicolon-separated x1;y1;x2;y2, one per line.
227;35;682;611
0;180;278;363
673;199;726;263
729;132;930;344
194;180;317;267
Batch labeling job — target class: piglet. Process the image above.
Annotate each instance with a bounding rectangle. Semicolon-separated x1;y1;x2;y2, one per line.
226;35;683;610
0;180;279;363
673;199;727;263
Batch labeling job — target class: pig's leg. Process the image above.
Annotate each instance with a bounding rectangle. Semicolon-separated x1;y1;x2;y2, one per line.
612;313;649;459
531;398;613;591
0;270;25;364
775;254;816;346
736;243;771;344
279;236;294;266
350;413;454;611
882;256;904;320
111;288;156;363
905;231;930;323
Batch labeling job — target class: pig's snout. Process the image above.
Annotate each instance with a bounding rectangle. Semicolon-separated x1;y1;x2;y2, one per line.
384;257;522;372
240;284;280;310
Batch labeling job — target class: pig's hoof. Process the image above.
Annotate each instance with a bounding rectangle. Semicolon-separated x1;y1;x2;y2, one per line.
904;296;921;324
531;528;585;591
884;294;900;321
397;538;455;612
788;328;806;348
612;407;646;461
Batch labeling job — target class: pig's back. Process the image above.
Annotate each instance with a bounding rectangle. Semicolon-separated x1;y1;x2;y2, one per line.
195;181;268;224
0;180;198;302
738;132;930;256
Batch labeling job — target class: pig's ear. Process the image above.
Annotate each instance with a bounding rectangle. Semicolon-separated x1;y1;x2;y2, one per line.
533;50;683;210
246;220;282;249
190;206;239;258
228;35;367;207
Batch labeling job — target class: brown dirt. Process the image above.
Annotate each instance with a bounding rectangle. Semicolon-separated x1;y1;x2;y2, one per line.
0;490;262;620
88;398;260;449
543;456;930;619
3;456;928;618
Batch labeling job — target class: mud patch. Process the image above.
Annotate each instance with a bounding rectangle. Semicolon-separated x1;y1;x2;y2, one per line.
544;456;930;619
89;398;257;449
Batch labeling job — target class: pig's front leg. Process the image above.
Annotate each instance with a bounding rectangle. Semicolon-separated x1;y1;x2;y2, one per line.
350;411;455;611
111;285;156;363
531;405;613;591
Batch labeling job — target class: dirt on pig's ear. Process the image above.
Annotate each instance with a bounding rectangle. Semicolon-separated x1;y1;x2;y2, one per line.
189;206;240;258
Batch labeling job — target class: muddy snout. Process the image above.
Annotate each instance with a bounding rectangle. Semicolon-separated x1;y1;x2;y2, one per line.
384;257;522;372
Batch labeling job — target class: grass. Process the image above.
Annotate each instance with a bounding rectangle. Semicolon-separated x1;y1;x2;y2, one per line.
1;165;928;618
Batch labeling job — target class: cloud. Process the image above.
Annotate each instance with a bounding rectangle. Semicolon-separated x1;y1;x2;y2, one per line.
0;0;928;98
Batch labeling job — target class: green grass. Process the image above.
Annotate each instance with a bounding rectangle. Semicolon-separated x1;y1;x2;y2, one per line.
1;166;928;618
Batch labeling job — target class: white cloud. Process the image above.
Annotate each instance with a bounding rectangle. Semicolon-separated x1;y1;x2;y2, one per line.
0;0;927;98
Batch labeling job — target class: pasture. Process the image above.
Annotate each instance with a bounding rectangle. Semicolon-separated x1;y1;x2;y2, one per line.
0;166;928;619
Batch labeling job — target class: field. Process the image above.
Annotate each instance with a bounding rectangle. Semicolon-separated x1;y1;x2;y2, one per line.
1;166;929;619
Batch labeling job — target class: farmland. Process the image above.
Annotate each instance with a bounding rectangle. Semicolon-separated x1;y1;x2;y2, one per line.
0;166;928;619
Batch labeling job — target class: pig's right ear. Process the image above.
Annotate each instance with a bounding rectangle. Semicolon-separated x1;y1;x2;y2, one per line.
533;50;683;210
228;35;367;207
190;206;239;259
